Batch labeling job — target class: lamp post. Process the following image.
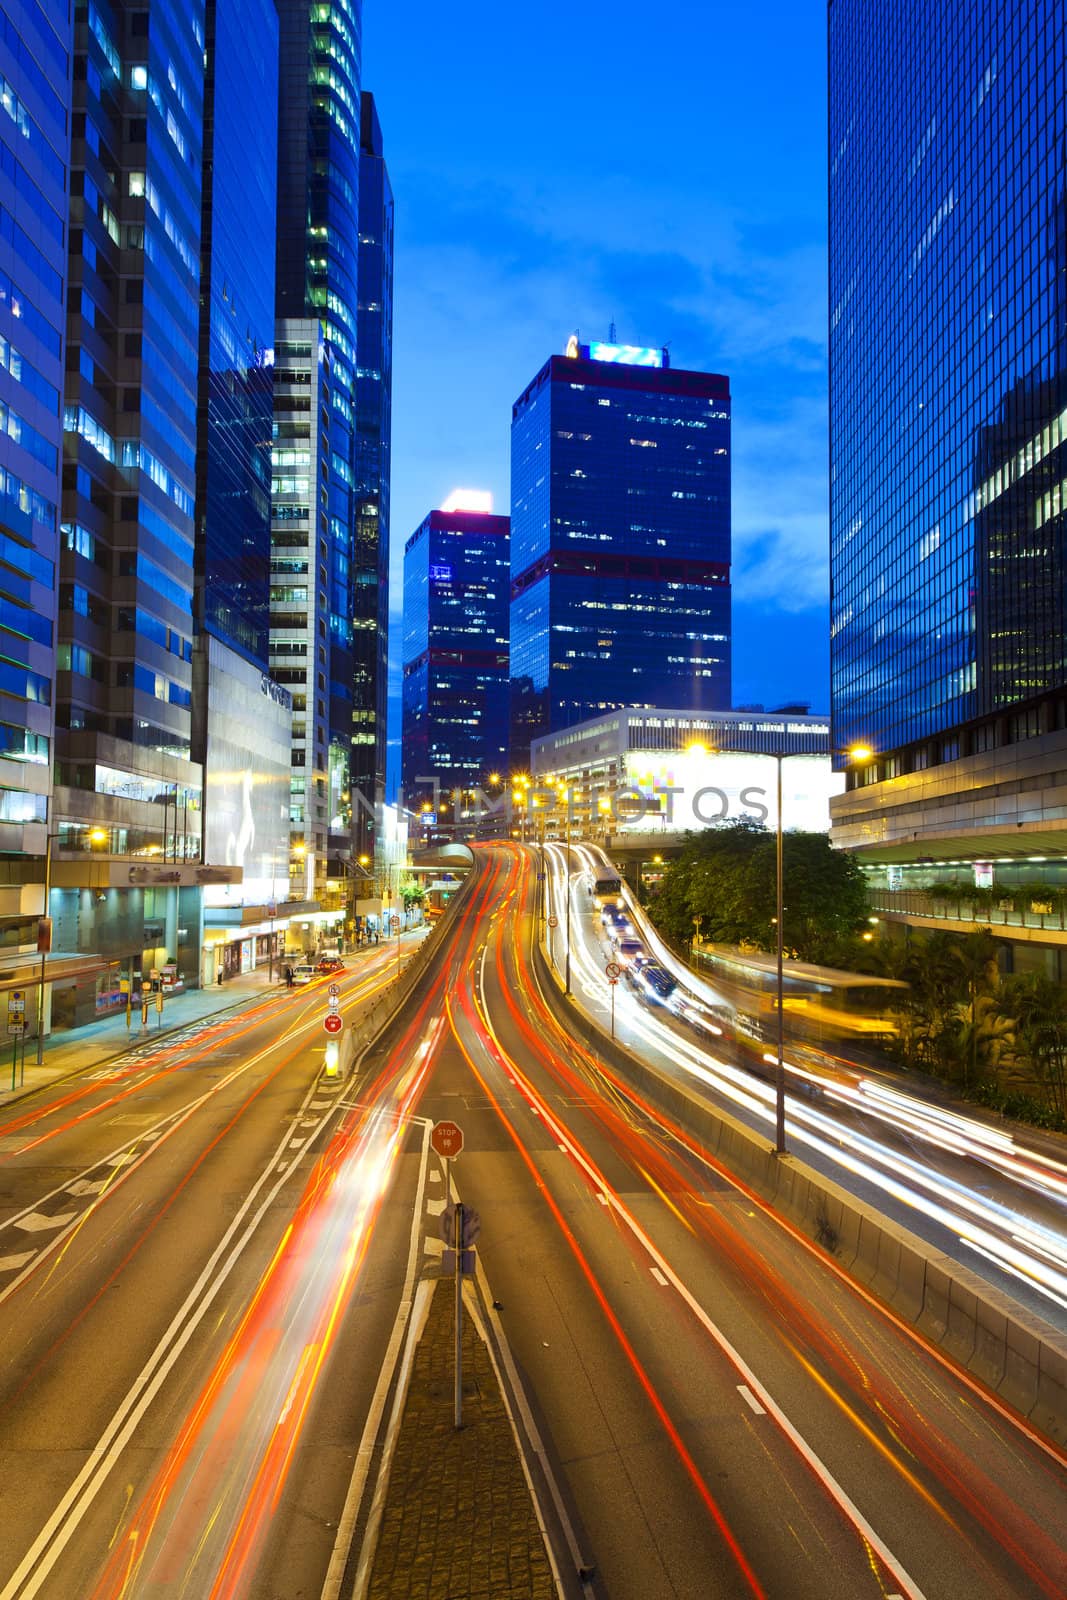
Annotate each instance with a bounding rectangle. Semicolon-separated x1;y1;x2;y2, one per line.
771;740;873;1156
563;790;573;996
35;828;55;1066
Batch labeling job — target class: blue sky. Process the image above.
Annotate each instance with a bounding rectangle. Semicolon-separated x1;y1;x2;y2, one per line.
363;0;830;781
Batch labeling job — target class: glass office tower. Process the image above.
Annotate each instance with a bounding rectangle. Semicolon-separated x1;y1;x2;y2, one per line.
402;507;510;799
509;340;731;767
269;319;332;907
51;0;207;1024
352;90;392;839
195;0;277;670
0;0;71;957
830;0;1067;763
828;2;1067;975
192;0;291;972
276;0;370;868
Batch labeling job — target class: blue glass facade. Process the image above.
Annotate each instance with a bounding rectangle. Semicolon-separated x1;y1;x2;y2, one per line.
276;0;365;859
829;0;1067;766
0;0;70;948
509;349;731;766
195;0;277;668
59;0;204;771
402;508;510;797
352;89;392;828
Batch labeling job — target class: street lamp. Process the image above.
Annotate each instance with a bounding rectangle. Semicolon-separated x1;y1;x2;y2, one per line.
770;740;874;1155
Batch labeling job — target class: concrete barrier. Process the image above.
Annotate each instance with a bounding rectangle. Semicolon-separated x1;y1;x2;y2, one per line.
324;872;477;1084
535;935;1067;1448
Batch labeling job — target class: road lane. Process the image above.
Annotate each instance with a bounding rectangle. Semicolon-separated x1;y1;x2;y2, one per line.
435;843;1067;1600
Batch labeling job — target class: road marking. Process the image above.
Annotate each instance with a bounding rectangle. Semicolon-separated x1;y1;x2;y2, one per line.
423;1237;445;1257
738;1385;766;1416
65;1179;106;1197
15;1211;76;1233
425;1196;446;1216
596;1192;608;1205
0;1251;35;1272
322;1120;434;1599
650;1266;668;1286
497;941;933;1600
105;1153;135;1169
0;1074;344;1600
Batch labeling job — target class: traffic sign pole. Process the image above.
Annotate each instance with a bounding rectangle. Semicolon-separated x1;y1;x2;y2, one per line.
610;978;616;1039
454;1196;463;1430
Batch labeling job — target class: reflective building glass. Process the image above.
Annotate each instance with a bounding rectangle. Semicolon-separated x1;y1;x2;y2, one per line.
0;0;70;947
276;0;371;857
509;349;731;765
829;0;1067;760
195;0;277;668
352;89;392;816
402;508;510;796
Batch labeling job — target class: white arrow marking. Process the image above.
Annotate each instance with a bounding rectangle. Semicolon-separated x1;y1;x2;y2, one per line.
16;1211;77;1233
0;1251;35;1272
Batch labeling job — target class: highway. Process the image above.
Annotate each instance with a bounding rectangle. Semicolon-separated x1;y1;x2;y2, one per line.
0;847;1062;1599
547;840;1067;1332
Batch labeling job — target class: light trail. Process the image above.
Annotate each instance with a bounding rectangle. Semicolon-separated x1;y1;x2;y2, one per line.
85;1018;442;1600
550;846;1067;1320
477;846;1067;1596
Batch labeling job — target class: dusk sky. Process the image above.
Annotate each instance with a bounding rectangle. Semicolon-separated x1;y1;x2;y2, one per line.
364;0;830;784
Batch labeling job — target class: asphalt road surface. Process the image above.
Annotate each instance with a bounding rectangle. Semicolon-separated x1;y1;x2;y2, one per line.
0;851;1063;1600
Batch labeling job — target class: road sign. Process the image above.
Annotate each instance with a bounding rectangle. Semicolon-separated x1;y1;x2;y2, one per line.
605;961;621;979
328;993;340;1013
323;1012;344;1035
7;991;25;1035
439;1200;481;1247
608;978;618;987
547;915;558;928
327;983;340;999
430;1119;464;1159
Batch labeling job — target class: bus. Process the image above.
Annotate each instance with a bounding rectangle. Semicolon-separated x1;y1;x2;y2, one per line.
691;946;908;1051
593;875;623;907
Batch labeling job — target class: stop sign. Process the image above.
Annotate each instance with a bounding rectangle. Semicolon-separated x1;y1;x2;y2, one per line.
430;1119;464;1159
323;1012;343;1034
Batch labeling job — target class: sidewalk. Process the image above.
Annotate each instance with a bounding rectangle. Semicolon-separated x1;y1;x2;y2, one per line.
0;932;428;1111
0;965;292;1110
363;1278;559;1600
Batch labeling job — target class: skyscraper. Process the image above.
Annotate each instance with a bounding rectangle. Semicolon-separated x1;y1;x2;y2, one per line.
276;0;391;876
193;0;292;977
353;90;393;846
52;0;207;1024
402;503;510;802
0;0;71;959
828;1;1067;973
509;338;731;767
269;319;332;907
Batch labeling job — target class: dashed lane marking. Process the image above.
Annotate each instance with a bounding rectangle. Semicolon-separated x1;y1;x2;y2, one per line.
738;1385;766;1416
650;1266;668;1286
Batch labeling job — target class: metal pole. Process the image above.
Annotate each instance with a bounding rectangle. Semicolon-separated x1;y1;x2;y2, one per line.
564;812;572;996
454;1197;464;1429
610;980;615;1039
35;830;52;1066
268;849;275;984
775;753;787;1155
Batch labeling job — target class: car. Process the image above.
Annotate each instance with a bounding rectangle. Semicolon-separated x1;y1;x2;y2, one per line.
316;955;344;974
291;962;315;986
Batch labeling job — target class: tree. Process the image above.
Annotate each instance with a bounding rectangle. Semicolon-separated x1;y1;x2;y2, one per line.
646;822;870;961
998;973;1067;1121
